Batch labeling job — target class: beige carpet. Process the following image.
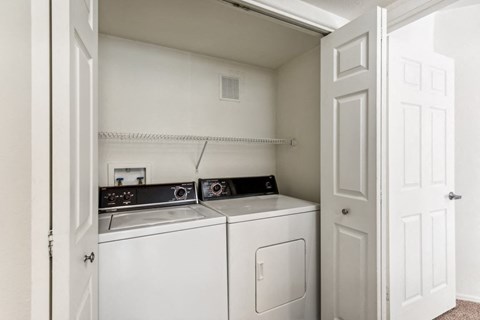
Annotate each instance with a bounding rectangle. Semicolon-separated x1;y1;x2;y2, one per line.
436;300;480;319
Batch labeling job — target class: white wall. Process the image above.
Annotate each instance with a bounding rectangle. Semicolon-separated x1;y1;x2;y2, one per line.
276;46;320;203
434;4;480;302
99;35;277;185
0;0;32;319
388;14;435;51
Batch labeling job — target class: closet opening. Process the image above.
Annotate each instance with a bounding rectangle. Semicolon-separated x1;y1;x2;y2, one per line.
95;1;323;319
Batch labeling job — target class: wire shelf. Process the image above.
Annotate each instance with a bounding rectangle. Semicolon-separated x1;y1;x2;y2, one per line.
98;132;294;145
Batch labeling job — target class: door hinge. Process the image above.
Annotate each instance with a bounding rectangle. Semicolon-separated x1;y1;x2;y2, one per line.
386;286;390;302
48;230;53;258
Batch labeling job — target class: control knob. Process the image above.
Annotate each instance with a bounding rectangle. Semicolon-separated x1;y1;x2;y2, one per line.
211;183;223;196
174;187;187;200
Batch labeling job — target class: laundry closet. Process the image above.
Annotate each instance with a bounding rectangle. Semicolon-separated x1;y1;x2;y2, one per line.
97;0;322;202
94;1;323;319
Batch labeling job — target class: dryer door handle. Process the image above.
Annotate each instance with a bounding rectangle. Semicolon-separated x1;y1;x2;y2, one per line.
256;261;264;281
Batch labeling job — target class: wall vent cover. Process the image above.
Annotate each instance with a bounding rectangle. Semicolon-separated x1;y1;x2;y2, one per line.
220;75;240;101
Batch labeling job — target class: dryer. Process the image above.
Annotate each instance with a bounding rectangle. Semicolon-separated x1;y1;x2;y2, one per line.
199;175;319;320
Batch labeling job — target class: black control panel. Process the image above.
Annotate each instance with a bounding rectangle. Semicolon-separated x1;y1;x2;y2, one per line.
198;175;278;201
99;182;197;213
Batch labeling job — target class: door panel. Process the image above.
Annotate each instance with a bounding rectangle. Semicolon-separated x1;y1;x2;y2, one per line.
431;107;447;185
321;7;386;320
335;90;368;198
402;103;421;188
388;37;455;320
402;213;422;303
335;34;369;80
73;31;94;242
335;225;368;320
431;209;448;290
52;0;98;319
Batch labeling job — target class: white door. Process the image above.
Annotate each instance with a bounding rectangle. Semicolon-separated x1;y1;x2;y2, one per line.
321;7;387;320
388;37;456;320
52;0;98;319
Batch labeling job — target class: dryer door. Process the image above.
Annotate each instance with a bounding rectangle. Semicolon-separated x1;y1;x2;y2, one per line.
256;239;306;313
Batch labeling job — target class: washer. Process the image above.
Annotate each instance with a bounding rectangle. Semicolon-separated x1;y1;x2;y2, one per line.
199;175;319;320
98;182;228;320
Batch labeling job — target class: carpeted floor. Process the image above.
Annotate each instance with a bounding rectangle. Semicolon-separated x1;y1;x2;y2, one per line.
435;300;480;319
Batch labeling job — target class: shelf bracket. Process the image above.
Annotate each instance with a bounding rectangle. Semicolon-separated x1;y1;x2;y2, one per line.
195;140;209;173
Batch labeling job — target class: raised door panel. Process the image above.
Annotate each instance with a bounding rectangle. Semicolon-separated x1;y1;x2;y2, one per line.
401;103;422;189
76;279;93;320
81;0;94;30
402;213;423;305
334;226;368;320
431;209;448;292
73;32;94;242
335;91;368;199
430;107;447;186
429;67;447;95
334;34;369;80
402;59;422;89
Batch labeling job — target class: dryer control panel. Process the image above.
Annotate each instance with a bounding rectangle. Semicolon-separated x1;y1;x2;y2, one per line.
199;175;278;201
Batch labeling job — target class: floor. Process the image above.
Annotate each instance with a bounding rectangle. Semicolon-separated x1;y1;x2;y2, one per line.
436;300;480;319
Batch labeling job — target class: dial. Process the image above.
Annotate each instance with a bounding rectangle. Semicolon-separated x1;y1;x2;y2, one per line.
211;183;223;196
107;194;116;202
174;187;187;200
123;193;131;201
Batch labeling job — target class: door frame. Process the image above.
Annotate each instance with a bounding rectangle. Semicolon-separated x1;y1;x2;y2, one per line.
386;0;458;32
32;1;461;320
31;0;51;319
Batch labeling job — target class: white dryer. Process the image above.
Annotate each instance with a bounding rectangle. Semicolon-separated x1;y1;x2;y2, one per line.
199;175;319;320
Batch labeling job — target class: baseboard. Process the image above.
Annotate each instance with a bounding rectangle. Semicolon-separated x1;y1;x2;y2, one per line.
457;293;480;303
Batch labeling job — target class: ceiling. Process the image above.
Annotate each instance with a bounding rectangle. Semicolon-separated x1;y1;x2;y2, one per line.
443;0;480;10
300;0;396;20
99;0;321;69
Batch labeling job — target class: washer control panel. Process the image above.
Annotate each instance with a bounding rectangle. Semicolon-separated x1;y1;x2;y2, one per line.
102;188;138;208
199;175;278;201
174;186;188;200
99;182;197;213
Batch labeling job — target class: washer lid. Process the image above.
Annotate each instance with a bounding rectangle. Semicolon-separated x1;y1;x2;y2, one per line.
110;207;205;231
202;194;319;223
99;204;226;243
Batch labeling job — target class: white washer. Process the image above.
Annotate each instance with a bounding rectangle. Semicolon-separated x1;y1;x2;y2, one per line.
98;182;228;320
199;176;319;320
